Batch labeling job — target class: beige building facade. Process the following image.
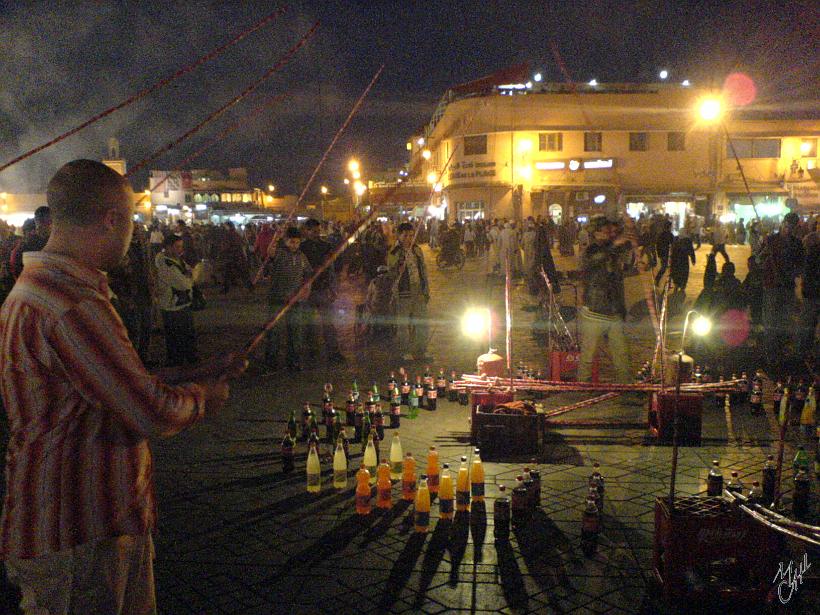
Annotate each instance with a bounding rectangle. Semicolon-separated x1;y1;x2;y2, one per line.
410;83;819;225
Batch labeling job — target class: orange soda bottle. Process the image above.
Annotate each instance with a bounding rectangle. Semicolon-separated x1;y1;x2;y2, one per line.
355;464;371;515
376;461;392;509
427;446;440;494
414;474;431;532
456;455;470;512
438;463;454;520
471;448;485;503
402;453;417;501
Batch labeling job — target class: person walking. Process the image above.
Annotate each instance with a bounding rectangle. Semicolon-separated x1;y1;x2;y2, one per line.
0;159;242;614
759;212;805;371
219;221;251;294
669;230;696;292
388;222;430;361
264;227;312;370
711;220;730;263
653;219;674;286
155;234;198;366
798;222;819;362
578;216;633;384
300;218;345;364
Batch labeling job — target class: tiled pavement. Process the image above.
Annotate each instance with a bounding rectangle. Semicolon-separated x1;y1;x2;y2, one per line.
1;242;818;614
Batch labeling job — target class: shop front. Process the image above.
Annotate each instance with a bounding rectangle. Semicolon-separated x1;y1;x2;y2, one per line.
723;192;790;224
624;194;695;229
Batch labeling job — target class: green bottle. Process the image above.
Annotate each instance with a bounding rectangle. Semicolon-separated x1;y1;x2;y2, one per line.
362;411;372;453
792;445;810;474
287;408;298;439
372;382;380;402
352;379;360;402
408;387;419;420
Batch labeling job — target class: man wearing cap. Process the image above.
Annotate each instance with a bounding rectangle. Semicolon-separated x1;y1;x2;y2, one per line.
301;218;345;364
759;211;805;369
579;215;633;384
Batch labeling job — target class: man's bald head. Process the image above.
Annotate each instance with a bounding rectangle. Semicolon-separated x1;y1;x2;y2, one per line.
47;159;132;227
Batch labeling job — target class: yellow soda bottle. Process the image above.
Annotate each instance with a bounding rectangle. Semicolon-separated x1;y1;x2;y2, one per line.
427;446;440;494
438;463;454;520
414;474;431;532
355;464;371;515
402;453;417;501
364;433;378;484
306;443;321;494
456;455;470;511
471;448;485;503
376;461;392;509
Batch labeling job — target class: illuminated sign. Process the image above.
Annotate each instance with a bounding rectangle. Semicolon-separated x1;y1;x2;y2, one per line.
583;158;614;169
535;161;566;170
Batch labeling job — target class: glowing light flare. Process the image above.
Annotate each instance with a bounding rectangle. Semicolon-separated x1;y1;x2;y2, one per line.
691;315;712;337
588;79;598;86
422;149;431;160
723;72;756;107
593;194;606;204
518;165;533;181
461;308;491;340
698;98;722;122
568;159;581;171
343;178;350;185
353;181;366;196
517;139;533;153
426;170;438;184
659;70;669;80
320;186;328;195
268;184;275;192
417;137;425;146
533;72;542;82
535;161;565;170
800;141;812;155
348;159;360;173
352;170;361;180
718;309;750;347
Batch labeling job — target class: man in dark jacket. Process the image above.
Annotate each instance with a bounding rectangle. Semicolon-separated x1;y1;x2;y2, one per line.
579;215;632;383
301;219;345;364
759;212;805;366
10;206;51;278
798;226;819;362
653;219;674;286
388;222;430;361
264;227;312;370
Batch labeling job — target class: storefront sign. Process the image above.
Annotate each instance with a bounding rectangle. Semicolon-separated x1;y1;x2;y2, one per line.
535;161;566;170
449;161;496;181
583;158;614;169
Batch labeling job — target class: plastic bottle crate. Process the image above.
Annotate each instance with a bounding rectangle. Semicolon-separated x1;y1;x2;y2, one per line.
469;391;541;457
653;496;783;605
648;392;703;445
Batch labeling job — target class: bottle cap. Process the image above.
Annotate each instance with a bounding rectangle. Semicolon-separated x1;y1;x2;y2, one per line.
516;475;523;481
499;485;506;492
420;474;427;480
461;456;467;462
442;463;449;469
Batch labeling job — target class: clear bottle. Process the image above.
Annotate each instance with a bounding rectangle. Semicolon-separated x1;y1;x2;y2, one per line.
402;452;417;501
333;440;348;490
414;475;431;533
306;443;321;494
364;434;378;483
389;433;403;481
438;463;454;520
471;448;485;503
707;460;724;496
494;485;511;540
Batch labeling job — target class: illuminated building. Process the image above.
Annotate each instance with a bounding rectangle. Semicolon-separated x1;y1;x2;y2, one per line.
410;76;818;224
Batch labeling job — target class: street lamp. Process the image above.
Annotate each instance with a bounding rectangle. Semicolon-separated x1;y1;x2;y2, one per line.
422;149;431;160
348;159;359;173
320;185;328;219
669;310;712;508
461;307;493;351
698;97;722;122
268;184;275;193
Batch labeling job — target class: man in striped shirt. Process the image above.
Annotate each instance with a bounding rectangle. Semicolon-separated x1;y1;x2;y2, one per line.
0;160;242;614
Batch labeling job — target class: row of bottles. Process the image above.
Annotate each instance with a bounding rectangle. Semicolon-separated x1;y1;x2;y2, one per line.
706;448;816;521
581;463;606;556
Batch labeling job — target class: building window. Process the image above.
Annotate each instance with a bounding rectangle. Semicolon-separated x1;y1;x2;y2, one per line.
456;200;485;221
629;132;648;151
801;138;817;157
584;132;602;152
729;138;781;158
463;134;487;156
539;132;563;152
667;132;685;151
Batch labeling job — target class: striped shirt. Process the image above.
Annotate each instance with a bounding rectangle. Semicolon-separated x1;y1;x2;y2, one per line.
0;251;205;559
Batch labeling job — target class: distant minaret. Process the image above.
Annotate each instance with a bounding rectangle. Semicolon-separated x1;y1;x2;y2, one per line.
102;137;126;175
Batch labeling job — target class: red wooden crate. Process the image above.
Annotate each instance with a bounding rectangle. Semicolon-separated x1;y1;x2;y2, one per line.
653;496;783;605
648;392;703;445
549;350;599;382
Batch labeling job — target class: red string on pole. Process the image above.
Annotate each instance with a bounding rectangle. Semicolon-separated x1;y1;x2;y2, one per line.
0;5;289;174
126;22;319;178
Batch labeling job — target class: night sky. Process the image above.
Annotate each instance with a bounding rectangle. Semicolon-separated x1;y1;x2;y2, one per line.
0;0;817;195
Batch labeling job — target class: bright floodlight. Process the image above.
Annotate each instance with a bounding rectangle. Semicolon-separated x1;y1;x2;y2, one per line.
533;72;542;82
699;98;722;122
659;70;669;80
348;159;360;173
320;185;328;195
268;184;275;192
691;315;712;337
589;79;598;86
461;308;490;339
422;149;432;160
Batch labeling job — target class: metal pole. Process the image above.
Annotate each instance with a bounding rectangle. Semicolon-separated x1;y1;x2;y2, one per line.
722;122;760;222
668;351;683;510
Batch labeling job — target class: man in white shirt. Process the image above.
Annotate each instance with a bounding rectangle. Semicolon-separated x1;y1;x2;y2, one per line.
155;234;197;366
